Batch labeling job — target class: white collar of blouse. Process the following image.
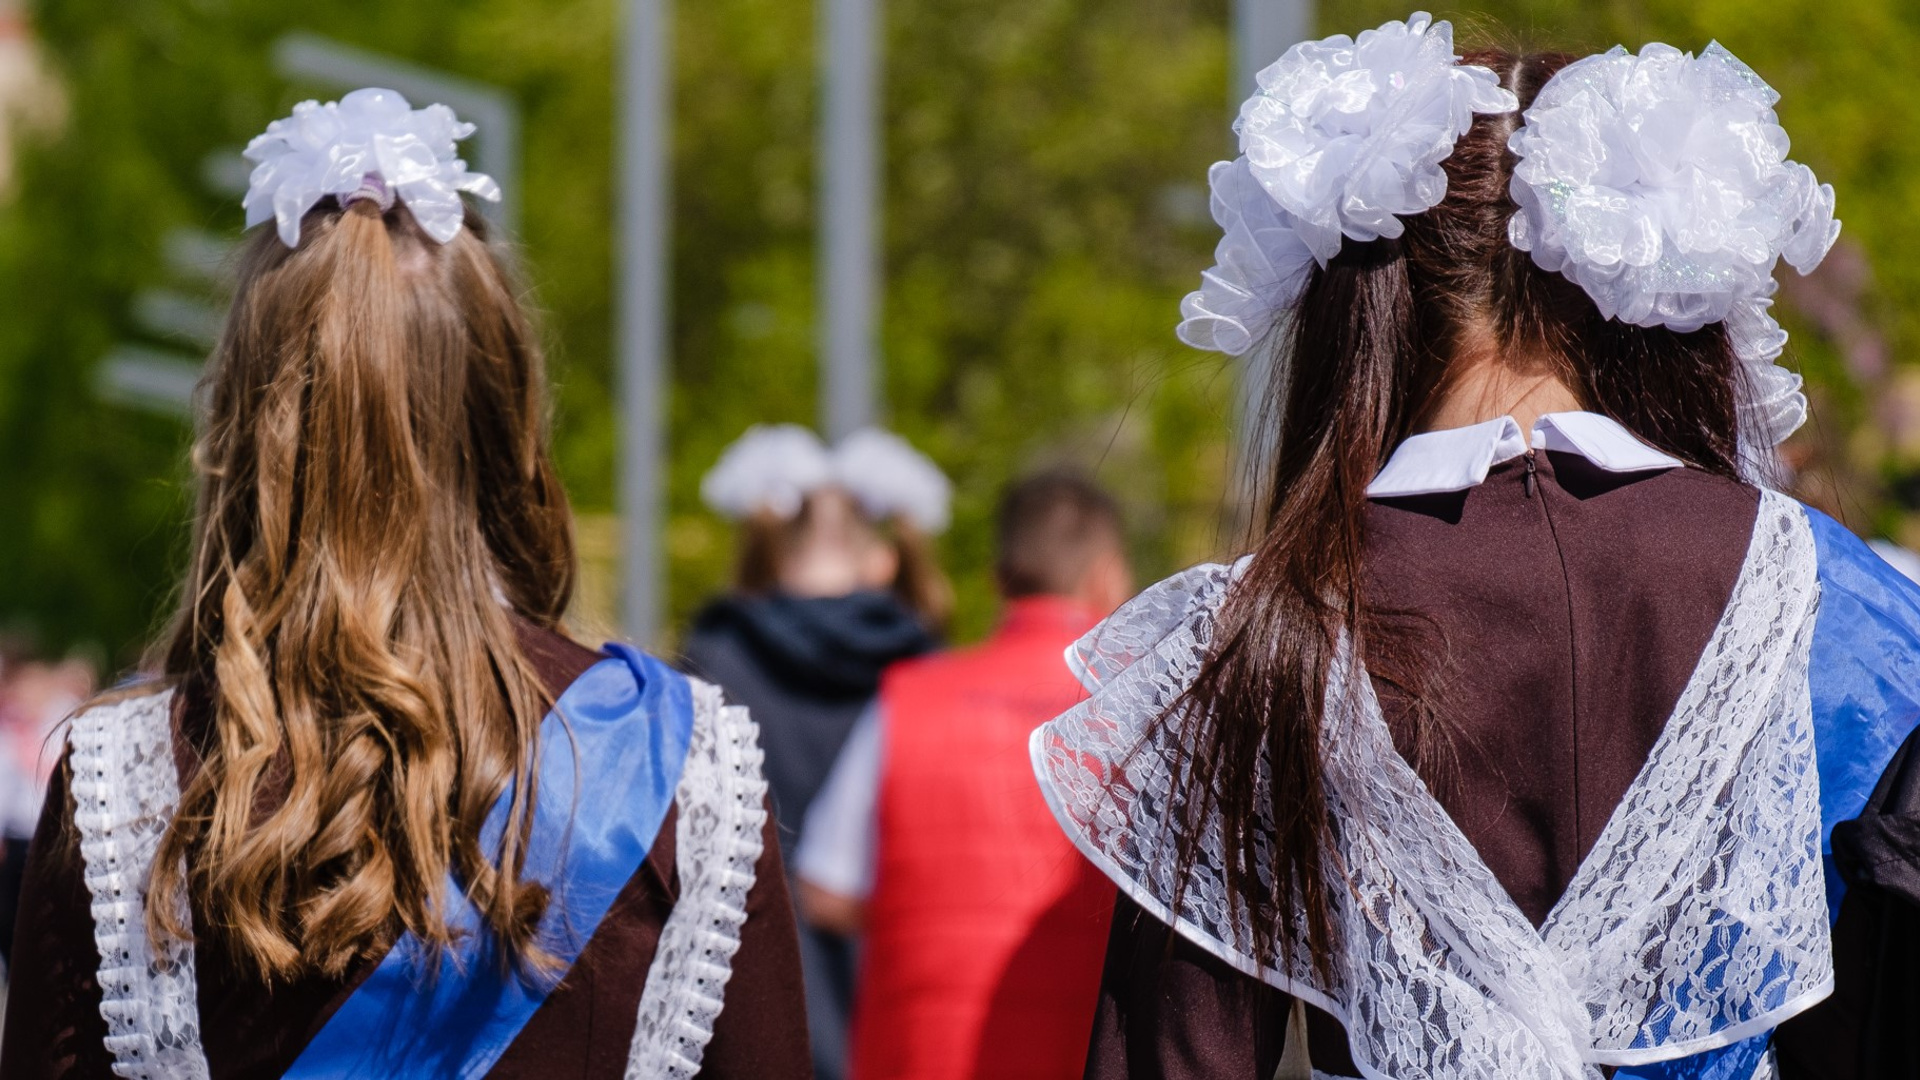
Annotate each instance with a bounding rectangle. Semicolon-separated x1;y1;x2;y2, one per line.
1366;411;1683;499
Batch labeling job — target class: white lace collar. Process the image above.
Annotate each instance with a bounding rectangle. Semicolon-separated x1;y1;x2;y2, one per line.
1032;490;1831;1077
1367;411;1683;498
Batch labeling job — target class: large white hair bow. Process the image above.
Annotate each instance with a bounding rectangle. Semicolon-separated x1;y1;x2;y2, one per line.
243;88;502;248
1177;12;1517;356
1508;43;1839;452
701;424;836;521
701;425;952;534
831;429;952;534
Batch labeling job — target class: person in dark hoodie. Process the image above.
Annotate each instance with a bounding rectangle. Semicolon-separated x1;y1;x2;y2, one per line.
685;424;952;1080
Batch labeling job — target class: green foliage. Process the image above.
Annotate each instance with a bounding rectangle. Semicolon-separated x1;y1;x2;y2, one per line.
1;0;1914;662
0;0;1236;661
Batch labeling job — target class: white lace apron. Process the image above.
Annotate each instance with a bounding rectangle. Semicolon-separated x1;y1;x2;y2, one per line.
1031;490;1832;1080
68;676;765;1080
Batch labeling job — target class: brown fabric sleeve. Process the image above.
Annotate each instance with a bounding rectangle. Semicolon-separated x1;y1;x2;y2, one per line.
0;754;115;1080
487;794;808;1078
515;620;606;698
693;796;811;1079
1772;886;1886;1080
1084;894;1292;1080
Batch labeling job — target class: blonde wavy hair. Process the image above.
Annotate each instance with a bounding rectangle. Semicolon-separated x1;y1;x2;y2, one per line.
146;197;575;981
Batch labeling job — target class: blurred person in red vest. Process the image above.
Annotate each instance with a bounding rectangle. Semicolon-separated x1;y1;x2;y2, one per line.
794;470;1133;1080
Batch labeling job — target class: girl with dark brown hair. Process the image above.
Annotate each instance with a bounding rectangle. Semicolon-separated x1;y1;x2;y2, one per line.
1;90;807;1078
1031;14;1918;1079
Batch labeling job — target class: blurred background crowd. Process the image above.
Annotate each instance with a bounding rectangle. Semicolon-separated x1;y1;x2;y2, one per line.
0;0;1918;1069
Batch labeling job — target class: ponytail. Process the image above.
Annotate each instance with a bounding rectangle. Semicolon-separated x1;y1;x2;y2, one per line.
147;197;573;981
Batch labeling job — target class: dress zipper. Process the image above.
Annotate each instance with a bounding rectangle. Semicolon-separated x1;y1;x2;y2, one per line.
1523;450;1538;498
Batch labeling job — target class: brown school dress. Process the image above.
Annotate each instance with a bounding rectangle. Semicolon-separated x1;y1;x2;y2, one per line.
1083;449;1873;1079
0;624;811;1079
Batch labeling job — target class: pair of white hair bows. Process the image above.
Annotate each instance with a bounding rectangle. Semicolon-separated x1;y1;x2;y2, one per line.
239;13;1835;460
700;425;953;535
1177;12;1840;455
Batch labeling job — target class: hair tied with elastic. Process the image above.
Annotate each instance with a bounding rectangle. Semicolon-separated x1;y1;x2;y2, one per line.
242;87;502;248
1507;42;1840;451
1177;12;1518;356
701;424;952;534
339;173;396;214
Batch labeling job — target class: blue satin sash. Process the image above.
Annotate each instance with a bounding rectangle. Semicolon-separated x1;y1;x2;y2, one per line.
1802;507;1920;861
1619;505;1920;1080
283;643;694;1080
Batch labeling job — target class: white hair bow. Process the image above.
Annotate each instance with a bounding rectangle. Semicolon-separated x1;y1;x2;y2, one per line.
701;425;952;534
243;88;501;248
1507;42;1839;454
831;429;952;534
1177;12;1517;356
700;425;837;521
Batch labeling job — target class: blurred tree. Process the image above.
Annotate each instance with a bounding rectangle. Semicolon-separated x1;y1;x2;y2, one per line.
1;0;1915;664
0;0;1234;661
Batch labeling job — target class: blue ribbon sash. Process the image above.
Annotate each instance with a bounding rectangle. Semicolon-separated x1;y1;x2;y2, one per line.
284;643;694;1080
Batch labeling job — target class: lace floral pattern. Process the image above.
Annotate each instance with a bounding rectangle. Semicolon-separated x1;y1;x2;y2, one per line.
1032;491;1829;1079
69;690;211;1080
626;679;769;1079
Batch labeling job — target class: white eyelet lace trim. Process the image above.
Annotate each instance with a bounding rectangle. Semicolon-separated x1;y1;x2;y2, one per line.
69;689;211;1080
1032;490;1829;1080
626;678;769;1079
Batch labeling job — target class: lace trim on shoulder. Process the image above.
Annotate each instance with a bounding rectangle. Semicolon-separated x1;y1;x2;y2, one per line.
69;690;211;1080
626;678;768;1079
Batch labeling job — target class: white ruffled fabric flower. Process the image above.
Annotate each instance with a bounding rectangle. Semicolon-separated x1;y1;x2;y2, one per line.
243;88;502;248
1507;43;1838;332
1175;159;1318;356
1728;290;1809;464
1177;13;1516;356
832;429;952;535
701;424;835;521
1507;42;1838;453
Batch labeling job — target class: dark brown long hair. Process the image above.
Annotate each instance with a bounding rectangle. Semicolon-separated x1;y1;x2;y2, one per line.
146;197;576;981
1167;50;1751;977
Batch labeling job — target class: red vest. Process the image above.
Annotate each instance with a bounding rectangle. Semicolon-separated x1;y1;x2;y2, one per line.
849;597;1116;1080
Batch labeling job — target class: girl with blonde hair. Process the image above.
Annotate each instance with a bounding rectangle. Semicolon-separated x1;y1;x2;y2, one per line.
2;90;807;1079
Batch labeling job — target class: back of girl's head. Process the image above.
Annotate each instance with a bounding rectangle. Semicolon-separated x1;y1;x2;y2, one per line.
735;489;954;632
707;424;955;631
1273;48;1743;522
151;191;575;979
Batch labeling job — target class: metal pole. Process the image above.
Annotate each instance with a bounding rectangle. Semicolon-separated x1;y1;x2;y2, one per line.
619;0;671;643
1233;0;1311;102
819;0;880;439
1231;0;1311;515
